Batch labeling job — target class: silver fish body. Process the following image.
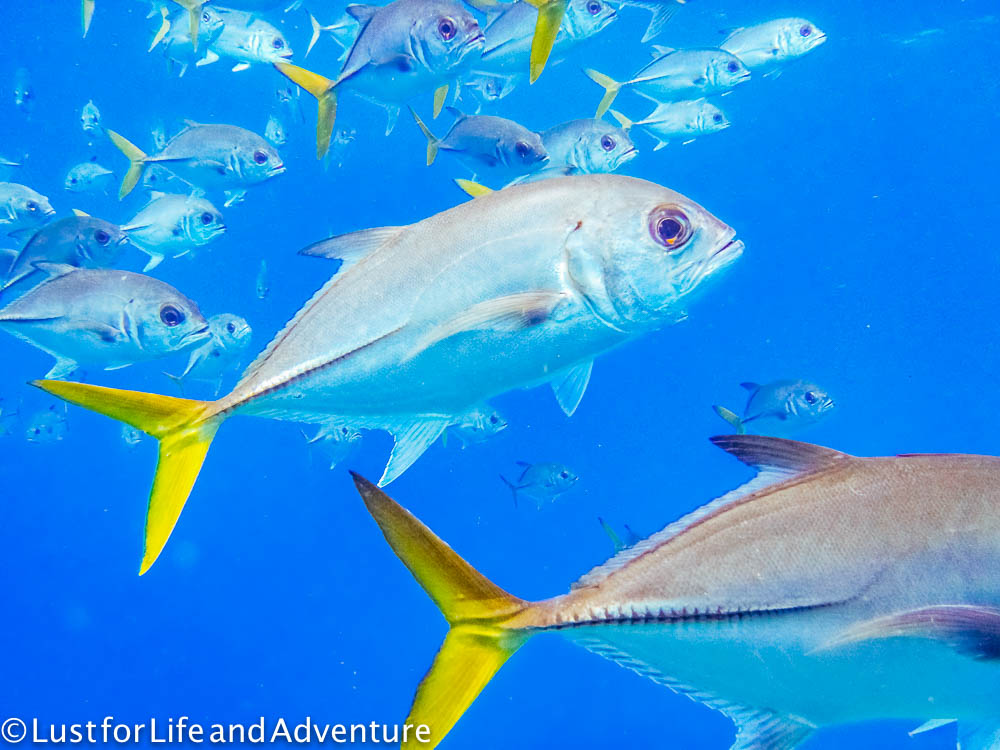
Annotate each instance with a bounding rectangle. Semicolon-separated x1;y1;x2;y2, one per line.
80;100;102;134
305;421;363;469
0;183;55;237
616;99;729;150
716;379;835;437
25;405;68;444
446;402;507;447
210;8;293;68
722;18;827;75
540;118;636;174
64;162;115;194
122;193;225;271
265;114;287;146
420;108;548;179
502;460;578;506
623;47;750;103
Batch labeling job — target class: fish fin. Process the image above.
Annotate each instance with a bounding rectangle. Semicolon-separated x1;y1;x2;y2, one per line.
407;291;566;361
45;357;80;380
106;129;148;199
231;62;251;73
739;381;760;392
599;516;625;552
163;371;186;394
408;107;440;166
712;405;744;434
649;43;676;57
378;419;449;486
652;138;669;151
583;68;622;118
455;178;493;198
71;208;90;217
608;109;633;132
499;474;519;507
223;190;246;208
909;719;956;736
195;50;219;67
141;250;166;272
345;3;379;23
957;722;1000;750
550;359;592;417
524;0;567;83
464;0;504;12
307;13;322;56
822;605;1000;660
31;380;224;575
433;84;448;119
730;711;814;750
710;435;849;475
82;0;95;36
172;0;204;51
275;62;337;159
149;6;170;51
351;474;530;749
298;226;404;272
31;261;78;278
638;5;677;43
384;105;401;136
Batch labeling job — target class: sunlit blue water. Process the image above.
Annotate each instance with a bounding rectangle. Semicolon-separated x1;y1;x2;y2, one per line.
2;0;997;747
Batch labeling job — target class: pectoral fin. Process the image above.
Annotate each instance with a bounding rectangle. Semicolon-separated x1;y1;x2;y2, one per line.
550;360;592;417
730;711;814;750
407;291;566;361
379;419;449;486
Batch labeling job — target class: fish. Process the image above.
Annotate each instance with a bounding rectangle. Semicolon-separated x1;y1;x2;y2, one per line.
274;82;304;124
307;11;360;58
80;100;102;134
610;99;729;151
106;122;284;199
713;379;835;437
598;516;641;551
0;265;209;379
150;120;168;151
32;173;742;574
350;435;1000;749
409;107;548;179
2;215;130;292
0;157;20;182
619;0;686;43
0;398;19;437
444;402;507;448
500;460;578;507
304;421;363;470
121;423;145;448
121;192;225;271
13;68;34;114
274;0;486;155
0;183;56;237
25;405;68;444
539;118;636;174
264;114;287;147
202;7;293;72
585;47;751;118
255;259;269;299
64;161;116;195
165;313;252;395
155;6;227;77
721;18;827;77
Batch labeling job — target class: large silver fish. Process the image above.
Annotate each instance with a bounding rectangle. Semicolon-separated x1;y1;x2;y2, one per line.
0;265;209;379
274;0;486;154
0;183;55;237
105;122;284;199
352;435;1000;750
34;173;742;574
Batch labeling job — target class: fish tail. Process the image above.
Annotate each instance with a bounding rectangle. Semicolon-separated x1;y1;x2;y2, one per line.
608;109;633;132
32;379;226;575
307;13;322;56
275;62;337;159
173;0;204;51
524;0;568;83
408;107;440;166
712;404;745;435
351;474;533;749
106;129;148;199
149;6;171;52
499;474;519;507
82;0;95;36
584;68;622;118
454;178;493;198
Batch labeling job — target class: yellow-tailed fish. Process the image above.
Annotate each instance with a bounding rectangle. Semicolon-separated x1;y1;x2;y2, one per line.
34;174;741;574
353;435;1000;749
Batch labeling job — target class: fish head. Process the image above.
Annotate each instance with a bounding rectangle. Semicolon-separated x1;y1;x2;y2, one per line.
234;132;285;183
249;23;294;63
563;0;617;40
710;49;752;89
548;464;579;491
411;0;485;75
583;121;636;172
208;313;252;351
790;382;836;420
265;116;287;146
11;186;55;224
779;17;827;57
182;196;226;243
696;101;730;134
573;176;742;328
132;286;210;354
26;406;67;444
79;218;130;265
502;130;548;171
64;168;85;192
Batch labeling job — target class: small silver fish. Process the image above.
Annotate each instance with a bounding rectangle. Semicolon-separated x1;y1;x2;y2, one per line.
265;114;287;147
0;265;209;379
150;121;168;151
721;18;827;76
14;68;34;114
122;192;225;271
611;99;729;151
0;182;55;236
410;107;548;180
501;461;579;508
0;398;19;437
121;423;145;448
540;118;637;174
2;215;130;292
166;313;252;395
304;421;362;469
206;8;293;72
0;157;20;182
255;259;269;299
598;516;641;552
157;7;227;77
446;403;507;448
307;11;360;59
81;100;102;134
26;405;68;444
64;161;116;194
713;379;835;437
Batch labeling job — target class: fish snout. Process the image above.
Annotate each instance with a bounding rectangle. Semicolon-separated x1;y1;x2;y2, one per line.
706;237;745;275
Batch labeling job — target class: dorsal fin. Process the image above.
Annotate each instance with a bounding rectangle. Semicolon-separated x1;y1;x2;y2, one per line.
739;381;760;392
572;436;850;590
346;3;378;23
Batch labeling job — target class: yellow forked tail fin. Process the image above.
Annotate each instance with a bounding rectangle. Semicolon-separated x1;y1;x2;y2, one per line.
33;380;225;576
584;68;623;118
525;0;568;83
106;129;148;199
351;474;533;749
275;62;337;159
82;0;95;36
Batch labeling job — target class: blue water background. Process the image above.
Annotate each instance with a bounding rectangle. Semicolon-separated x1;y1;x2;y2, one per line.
2;0;998;747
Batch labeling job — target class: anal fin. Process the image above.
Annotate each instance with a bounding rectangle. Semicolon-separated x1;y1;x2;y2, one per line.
379;418;449;486
550;359;592;416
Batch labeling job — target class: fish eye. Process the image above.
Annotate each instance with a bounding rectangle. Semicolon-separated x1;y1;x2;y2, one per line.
253;150;269;165
272;37;285;50
600;134;616;151
559;471;569;479
586;0;601;14
95;229;111;245
648;205;692;250
226;322;236;334
70;178;78;184
800;24;812;37
489;415;498;424
726;60;740;73
200;212;214;225
438;17;456;40
26;201;38;212
202;11;211;21
804;391;818;405
160;305;185;327
713;113;723;123
514;141;530;159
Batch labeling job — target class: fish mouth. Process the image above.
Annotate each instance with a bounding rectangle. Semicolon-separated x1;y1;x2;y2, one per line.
705;237;744;275
613;146;638;169
43;207;56;217
461;32;487;53
268;163;286;177
183;324;212;345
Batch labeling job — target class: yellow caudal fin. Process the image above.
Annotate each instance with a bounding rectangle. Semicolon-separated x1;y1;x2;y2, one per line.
432;84;448;118
609;109;633;132
454;178;493;198
275;62;337;159
33;380;225;575
351;474;533;749
82;0;96;36
106;129;148;199
584;68;623;118
408;107;439;166
173;0;205;51
525;0;568;83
